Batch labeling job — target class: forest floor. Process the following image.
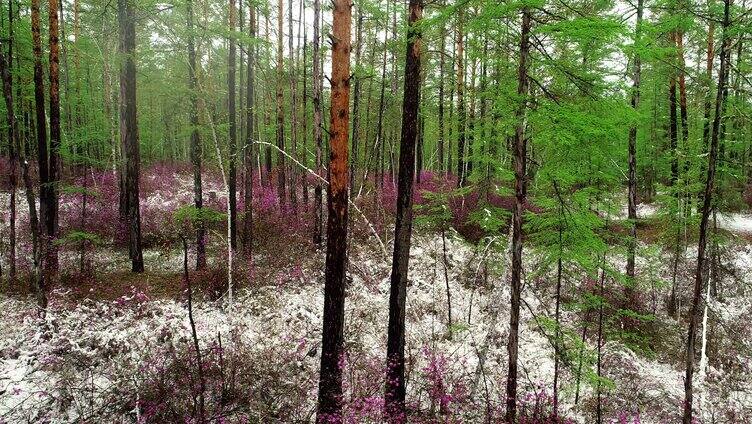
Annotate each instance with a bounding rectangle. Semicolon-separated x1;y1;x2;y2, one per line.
1;168;751;423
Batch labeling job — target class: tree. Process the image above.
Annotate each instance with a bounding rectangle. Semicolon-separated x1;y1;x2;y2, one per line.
242;0;256;257
505;7;531;422
682;0;732;421
275;0;286;205
312;0;323;246
384;0;422;420
229;0;238;250
119;0;144;272
316;0;351;419
30;0;50;280
187;0;207;270
48;0;62;278
626;0;644;291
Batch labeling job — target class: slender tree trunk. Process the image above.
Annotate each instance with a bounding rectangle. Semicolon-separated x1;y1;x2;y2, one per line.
668;32;679;189
119;0;144;272
384;0;422;420
187;0;206;270
47;0;62;278
316;0;351;419
6;0;17;284
626;0;643;289
437;16;446;174
455;10;465;187
683;0;732;421
288;0;299;208
505;8;531;422
699;6;715;207
276;0;286;206
243;1;256;257
1;46;46;310
349;7;364;197
312;0;323;246
228;0;238;250
31;0;50;279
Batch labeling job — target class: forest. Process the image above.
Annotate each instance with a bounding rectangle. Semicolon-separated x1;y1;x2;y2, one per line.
0;0;751;421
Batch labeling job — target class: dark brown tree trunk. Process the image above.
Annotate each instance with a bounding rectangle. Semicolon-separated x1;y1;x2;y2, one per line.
668;32;679;189
119;0;144;272
316;0;351;420
187;0;206;270
47;0;61;278
288;0;298;208
31;0;48;242
243;1;256;257
312;0;323;246
683;0;731;421
455;10;465;187
505;7;531;423
229;0;238;249
1;46;46;310
276;0;286;206
384;0;422;419
626;0;643;289
6;0;17;284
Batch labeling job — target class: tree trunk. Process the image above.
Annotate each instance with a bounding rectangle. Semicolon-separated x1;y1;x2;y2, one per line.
626;0;643;288
315;0;351;420
0;47;46;310
455;10;465;187
384;0;422;419
349;7;364;197
288;0;298;208
187;0;206;270
682;0;731;421
6;0;17;284
668;32;679;189
119;0;144;272
229;0;238;250
437;10;445;174
47;0;62;278
505;7;531;422
276;0;286;206
243;1;256;257
312;0;323;246
31;0;49;279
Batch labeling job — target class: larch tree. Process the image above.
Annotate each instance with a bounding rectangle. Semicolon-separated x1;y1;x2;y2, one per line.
315;0;351;419
118;0;144;272
243;0;256;257
384;0;422;420
187;0;207;270
312;0;323;246
505;6;531;422
275;0;286;205
229;0;238;250
682;0;733;420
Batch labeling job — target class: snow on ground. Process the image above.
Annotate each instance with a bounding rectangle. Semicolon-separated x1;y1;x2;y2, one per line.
2;232;751;423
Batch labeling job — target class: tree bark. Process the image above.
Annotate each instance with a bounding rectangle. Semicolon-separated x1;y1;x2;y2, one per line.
626;0;643;288
229;0;238;250
6;0;17;284
505;7;531;422
276;0;286;206
384;0;422;420
349;7;364;197
0;47;46;310
682;0;732;421
243;1;256;257
455;10;465;187
118;0;144;272
47;0;62;278
316;0;351;420
312;0;323;246
187;0;206;270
